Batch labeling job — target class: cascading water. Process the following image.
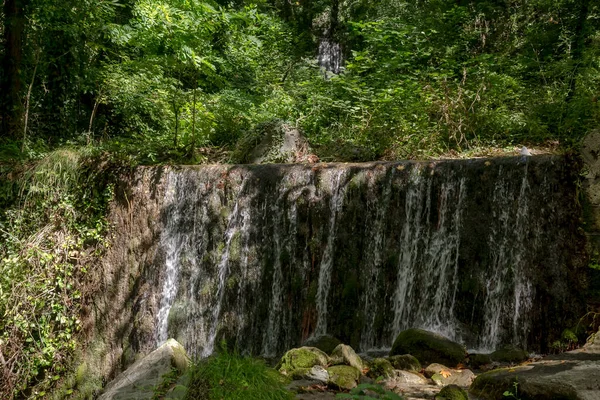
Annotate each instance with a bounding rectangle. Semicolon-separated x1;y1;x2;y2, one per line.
318;39;343;73
138;157;584;359
315;170;348;337
155;172;186;345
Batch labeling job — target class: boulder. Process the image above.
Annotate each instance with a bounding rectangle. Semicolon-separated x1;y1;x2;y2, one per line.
390;329;466;367
366;358;395;379
468;353;492;369
425;363;475;387
278;347;329;377
435;384;469;400
302;335;342;355
327;365;360;390
289;365;329;384
231;120;312;164
98;339;189;400
470;362;600;400
490;345;529;363
387;354;421;372
383;370;428;392
330;344;364;372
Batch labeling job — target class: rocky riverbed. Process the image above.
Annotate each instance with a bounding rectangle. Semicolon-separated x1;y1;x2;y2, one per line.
97;328;600;400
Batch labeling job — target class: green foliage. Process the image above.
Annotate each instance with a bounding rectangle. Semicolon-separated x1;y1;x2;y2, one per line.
336;383;403;400
185;343;293;400
153;367;181;400
503;381;521;400
0;149;113;398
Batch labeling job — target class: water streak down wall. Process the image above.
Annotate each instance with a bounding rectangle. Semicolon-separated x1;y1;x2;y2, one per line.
95;156;586;365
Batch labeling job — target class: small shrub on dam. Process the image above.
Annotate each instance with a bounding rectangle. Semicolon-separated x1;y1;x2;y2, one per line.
185;346;293;400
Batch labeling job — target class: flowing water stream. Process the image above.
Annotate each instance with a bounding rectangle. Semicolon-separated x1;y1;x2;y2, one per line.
145;158;583;357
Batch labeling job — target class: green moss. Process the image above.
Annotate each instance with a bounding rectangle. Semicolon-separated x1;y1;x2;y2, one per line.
490;345;528;363
388;354;421;372
366;358;395;379
435;384;468;400
468;353;492;369
327;365;360;390
390;328;466;367
277;347;329;375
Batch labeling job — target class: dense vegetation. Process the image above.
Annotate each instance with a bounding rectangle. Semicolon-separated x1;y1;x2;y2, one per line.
185;346;293;400
1;0;599;398
1;0;599;163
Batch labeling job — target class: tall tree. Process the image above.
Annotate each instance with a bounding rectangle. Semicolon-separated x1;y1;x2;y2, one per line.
1;0;28;139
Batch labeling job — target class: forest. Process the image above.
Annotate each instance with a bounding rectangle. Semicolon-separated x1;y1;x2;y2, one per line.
1;0;599;163
1;0;600;399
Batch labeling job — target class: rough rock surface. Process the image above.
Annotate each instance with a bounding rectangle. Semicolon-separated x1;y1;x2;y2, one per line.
390;329;466;367
327;365;360;390
278;347;330;376
490;345;529;364
388;354;422;372
435;384;469;400
366;358;395;379
98;339;189;400
467;353;492;369
470;334;600;400
231;120;312;164
330;344;364;372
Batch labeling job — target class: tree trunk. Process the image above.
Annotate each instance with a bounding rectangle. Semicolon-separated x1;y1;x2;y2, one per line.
1;0;28;139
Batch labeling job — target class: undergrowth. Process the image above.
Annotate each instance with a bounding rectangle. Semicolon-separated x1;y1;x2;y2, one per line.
185;344;292;400
0;148;114;398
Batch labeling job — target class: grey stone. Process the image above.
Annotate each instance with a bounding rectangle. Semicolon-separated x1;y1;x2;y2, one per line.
98;339;189;400
330;344;364;372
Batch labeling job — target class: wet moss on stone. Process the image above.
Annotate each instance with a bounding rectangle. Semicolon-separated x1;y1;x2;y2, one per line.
390;329;466;367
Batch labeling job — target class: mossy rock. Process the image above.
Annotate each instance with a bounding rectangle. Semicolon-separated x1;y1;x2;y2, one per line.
302;335;342;355
468;353;492;369
390;329;466;367
330;344;364;371
327;365;360;390
277;347;329;376
366;358;395;379
387;354;421;372
490;345;528;363
435;384;468;400
469;366;581;400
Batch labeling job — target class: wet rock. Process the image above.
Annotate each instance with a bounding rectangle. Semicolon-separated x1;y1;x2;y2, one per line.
468;353;492;369
387;354;422;372
390;329;466;367
425;363;475;387
330;344;364;372
366;358;395;379
470;361;600;399
98;339;189;400
435;384;469;400
327;365;360;390
302;335;342;355
289;365;329;384
382;370;428;391
278;347;330;378
490;345;529;363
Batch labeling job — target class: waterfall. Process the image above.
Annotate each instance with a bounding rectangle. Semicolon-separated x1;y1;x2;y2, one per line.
155;172;185;346
390;167;466;342
143;158;583;357
479;165;535;351
318;39;343;74
315;169;348;337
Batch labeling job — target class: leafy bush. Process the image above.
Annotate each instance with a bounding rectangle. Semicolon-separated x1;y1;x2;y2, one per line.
0;149;113;398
